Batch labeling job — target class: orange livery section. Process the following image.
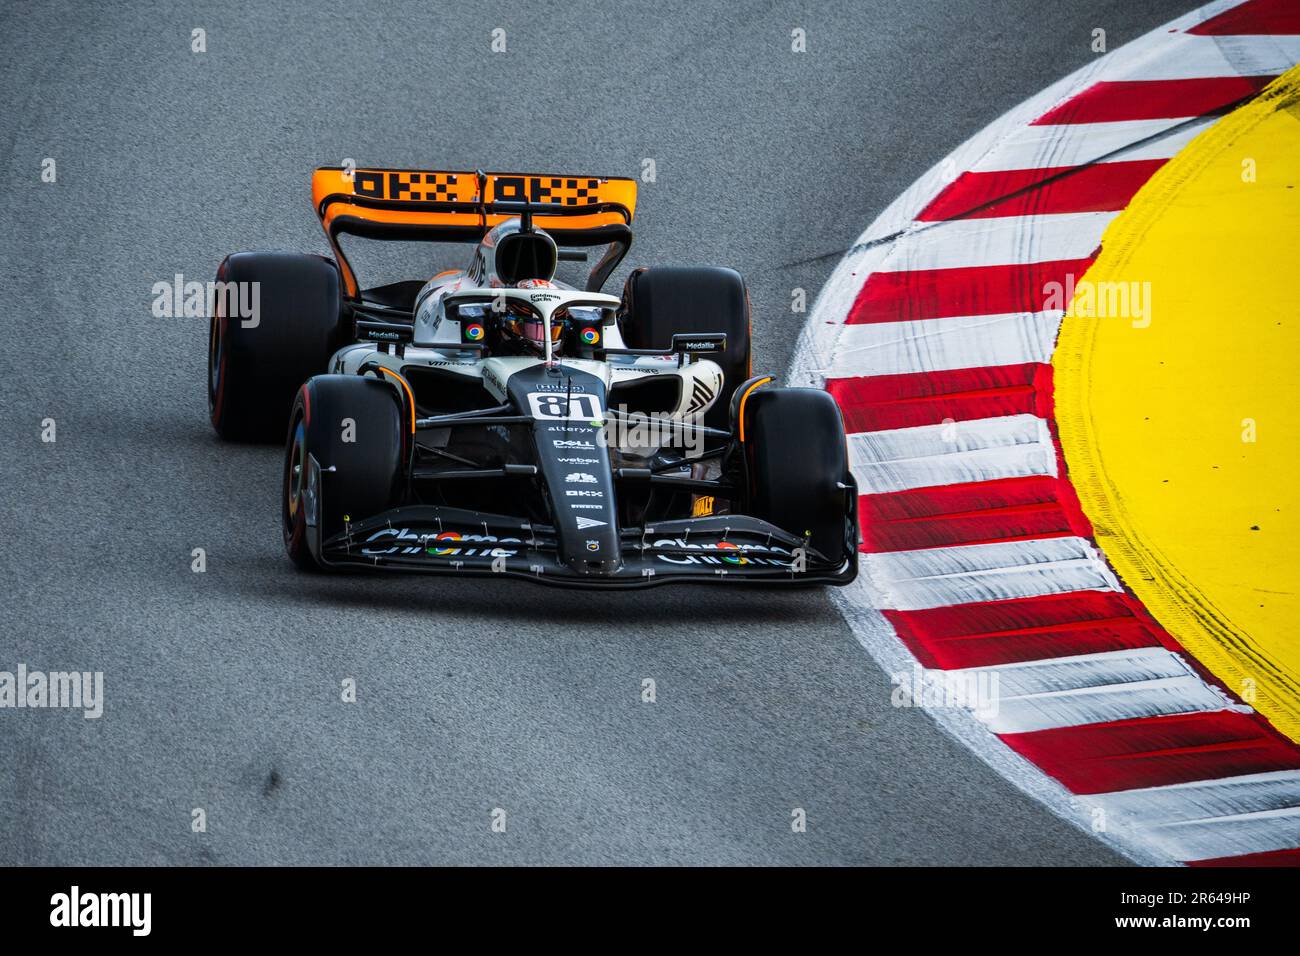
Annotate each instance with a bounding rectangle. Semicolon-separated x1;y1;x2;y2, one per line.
311;167;637;296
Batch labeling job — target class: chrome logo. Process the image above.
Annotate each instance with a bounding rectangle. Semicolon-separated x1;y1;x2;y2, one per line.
464;323;485;342
716;541;748;565
581;326;600;345
427;532;461;555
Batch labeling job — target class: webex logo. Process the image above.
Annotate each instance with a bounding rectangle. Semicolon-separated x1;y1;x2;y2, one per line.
50;886;151;936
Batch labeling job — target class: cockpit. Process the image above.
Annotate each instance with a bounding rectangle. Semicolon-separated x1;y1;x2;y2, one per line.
442;294;616;358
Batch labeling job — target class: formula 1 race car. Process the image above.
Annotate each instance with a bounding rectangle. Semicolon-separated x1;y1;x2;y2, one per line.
206;167;857;586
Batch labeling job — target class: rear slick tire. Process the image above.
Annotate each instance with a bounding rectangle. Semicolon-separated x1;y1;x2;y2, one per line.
619;266;752;431
208;252;343;442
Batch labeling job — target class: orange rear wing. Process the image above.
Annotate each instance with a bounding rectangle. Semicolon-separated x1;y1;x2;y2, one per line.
311;167;638;297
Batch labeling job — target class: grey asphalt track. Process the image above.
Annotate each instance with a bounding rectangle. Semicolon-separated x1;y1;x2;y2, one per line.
0;0;1194;865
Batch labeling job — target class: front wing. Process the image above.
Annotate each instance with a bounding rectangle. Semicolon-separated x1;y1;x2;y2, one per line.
303;458;857;588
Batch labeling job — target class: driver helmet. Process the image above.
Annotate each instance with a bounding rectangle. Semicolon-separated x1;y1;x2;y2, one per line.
502;279;564;355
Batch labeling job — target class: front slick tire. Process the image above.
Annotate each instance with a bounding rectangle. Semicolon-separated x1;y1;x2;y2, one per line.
744;386;852;567
283;375;404;570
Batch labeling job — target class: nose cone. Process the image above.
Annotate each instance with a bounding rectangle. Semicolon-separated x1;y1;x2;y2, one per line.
510;365;623;577
564;550;622;577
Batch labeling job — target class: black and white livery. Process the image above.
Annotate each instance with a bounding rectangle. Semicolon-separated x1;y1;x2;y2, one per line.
207;167;857;587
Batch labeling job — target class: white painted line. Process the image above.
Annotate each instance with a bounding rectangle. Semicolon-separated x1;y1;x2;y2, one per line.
863;537;1120;611
982;674;1232;734
1090;31;1300;82
887;212;1115;271
970;117;1215;173
963;646;1197;696
1142;805;1300;862
1086;771;1300;860
1087;769;1300;825
828;310;1063;379
848;414;1056;493
851;440;1056;497
850;413;1052;463
955;648;1239;733
866;536;1111;584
